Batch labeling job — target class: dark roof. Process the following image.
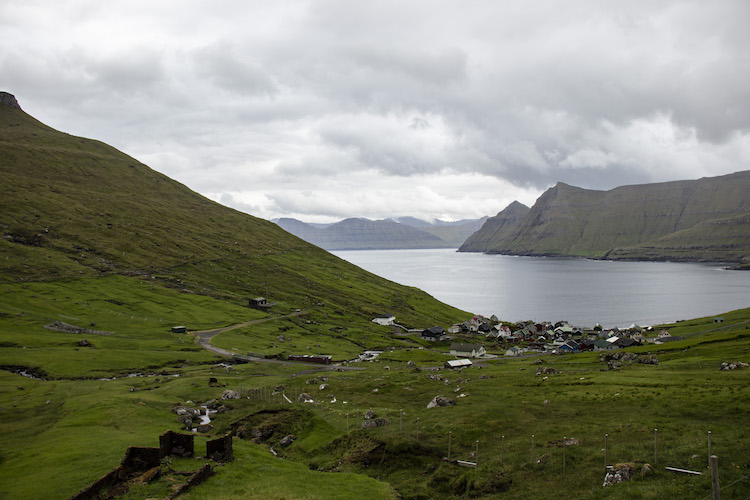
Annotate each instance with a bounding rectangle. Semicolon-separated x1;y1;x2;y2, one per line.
422;326;445;336
450;343;482;351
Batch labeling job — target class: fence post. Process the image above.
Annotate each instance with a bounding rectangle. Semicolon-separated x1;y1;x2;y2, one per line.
400;409;403;433
710;455;720;500
500;435;504;464
476;440;479;466
448;431;451;460
346;413;349;433
604;434;608;471
563;437;566;475
654;429;658;465
708;431;712;469
531;434;535;465
417;418;420;442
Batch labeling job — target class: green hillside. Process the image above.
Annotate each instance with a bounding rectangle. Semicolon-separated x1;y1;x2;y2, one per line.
2;92;749;500
460;176;750;266
0;94;464;327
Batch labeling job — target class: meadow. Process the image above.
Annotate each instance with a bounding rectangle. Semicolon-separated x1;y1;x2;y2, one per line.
1;274;749;499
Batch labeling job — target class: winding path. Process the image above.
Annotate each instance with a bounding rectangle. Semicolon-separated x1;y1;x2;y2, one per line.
190;311;364;371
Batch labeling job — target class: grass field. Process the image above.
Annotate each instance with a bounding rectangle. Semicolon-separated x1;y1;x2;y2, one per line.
2;275;749;499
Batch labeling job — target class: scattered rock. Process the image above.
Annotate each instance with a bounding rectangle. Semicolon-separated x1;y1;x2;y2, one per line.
535;367;557;375
251;427;273;443
78;339;91;347
639;354;658;365
364;410;376;420
478;375;489;380
275;385;286;392
603;463;634;487
532;358;543;365
361;418;389;429
221;390;240;400
319;383;329;391
404;386;413;391
372;388;378;393
407;360;417;368
720;361;749;370
196;424;213;433
297;392;313;403
641;463;653;476
279;434;296;447
306;378;319;385
208;377;219;386
427;395;456;409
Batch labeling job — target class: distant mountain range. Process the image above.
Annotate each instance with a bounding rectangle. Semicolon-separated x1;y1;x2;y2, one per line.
459;172;750;268
274;216;488;250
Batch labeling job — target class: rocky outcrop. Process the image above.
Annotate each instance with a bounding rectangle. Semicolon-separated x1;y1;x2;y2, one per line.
427;395;456;408
0;92;20;108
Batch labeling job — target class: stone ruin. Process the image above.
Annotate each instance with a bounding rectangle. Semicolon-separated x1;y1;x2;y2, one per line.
70;430;233;499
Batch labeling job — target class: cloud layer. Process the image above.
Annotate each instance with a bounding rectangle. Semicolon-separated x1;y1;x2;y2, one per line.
3;0;749;222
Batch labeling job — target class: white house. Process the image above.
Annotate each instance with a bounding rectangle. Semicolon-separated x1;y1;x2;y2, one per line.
449;343;486;358
372;314;395;326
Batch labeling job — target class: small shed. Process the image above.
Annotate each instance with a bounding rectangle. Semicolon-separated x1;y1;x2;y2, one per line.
445;359;473;369
249;297;276;310
171;326;187;334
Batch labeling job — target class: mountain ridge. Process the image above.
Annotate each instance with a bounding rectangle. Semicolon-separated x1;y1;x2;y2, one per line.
459;172;750;267
274;215;487;250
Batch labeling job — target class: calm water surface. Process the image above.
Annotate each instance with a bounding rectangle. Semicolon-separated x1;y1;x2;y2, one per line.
332;249;750;328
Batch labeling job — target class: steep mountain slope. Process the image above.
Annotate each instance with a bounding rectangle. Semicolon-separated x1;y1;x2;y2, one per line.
459;174;750;265
459;202;530;252
0;92;464;325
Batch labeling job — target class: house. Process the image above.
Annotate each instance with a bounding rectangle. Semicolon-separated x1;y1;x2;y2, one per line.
249;297;276;310
445;358;473;369
558;340;579;353
449;343;486;358
578;339;596;351
714;317;724;323
421;326;446;341
448;324;461;334
615;337;640;348
494;324;513;338
372;314;395;326
505;345;523;357
594;339;619;351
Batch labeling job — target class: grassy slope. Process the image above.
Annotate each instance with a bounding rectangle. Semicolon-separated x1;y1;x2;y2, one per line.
0;103;465;328
1;101;749;499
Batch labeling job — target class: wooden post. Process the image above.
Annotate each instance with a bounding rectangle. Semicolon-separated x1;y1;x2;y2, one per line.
531;434;535;465
500;435;504;464
708;431;712;469
417;418;420;442
476;440;479;467
654;428;658;465
346;413;349;433
710;455;720;500
448;431;452;460
605;434;608;471
563;437;566;475
400;409;403;433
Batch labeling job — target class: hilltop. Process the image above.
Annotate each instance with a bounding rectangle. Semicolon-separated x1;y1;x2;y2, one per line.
460;176;750;267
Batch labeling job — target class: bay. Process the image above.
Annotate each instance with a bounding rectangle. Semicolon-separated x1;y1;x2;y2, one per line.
331;248;750;328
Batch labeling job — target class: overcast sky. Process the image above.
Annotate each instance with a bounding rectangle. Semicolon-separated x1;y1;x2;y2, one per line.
2;1;749;223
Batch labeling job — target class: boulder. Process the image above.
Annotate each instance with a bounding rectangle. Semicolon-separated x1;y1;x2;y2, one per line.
221;389;240;400
364;410;376;420
427;395;456;409
407;360;416;368
251;427;273;443
297;392;313;403
196;424;213;433
319;383;329;391
279;434;296;447
361;418;389;429
603;463;634;488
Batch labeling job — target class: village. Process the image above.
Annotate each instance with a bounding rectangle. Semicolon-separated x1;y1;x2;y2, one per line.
371;312;713;363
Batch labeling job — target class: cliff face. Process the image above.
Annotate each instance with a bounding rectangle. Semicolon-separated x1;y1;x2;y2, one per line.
459;172;750;265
